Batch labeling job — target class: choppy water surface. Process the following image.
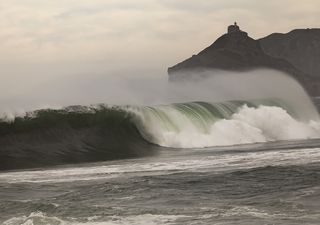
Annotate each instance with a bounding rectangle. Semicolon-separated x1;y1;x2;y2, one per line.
1;140;320;225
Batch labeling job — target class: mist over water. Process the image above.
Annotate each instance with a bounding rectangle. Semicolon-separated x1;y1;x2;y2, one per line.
1;69;319;150
0;69;318;120
2;70;320;225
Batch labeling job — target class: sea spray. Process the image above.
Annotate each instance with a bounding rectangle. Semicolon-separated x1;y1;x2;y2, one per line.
133;102;320;148
1;70;318;119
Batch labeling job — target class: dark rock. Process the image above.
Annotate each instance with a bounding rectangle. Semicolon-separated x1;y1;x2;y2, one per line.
260;29;320;78
259;29;320;95
168;24;319;96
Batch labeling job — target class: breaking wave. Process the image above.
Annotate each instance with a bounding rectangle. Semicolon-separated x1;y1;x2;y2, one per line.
133;99;320;148
0;98;319;170
136;103;320;148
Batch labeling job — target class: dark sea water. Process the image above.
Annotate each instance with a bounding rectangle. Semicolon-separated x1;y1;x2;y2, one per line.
1;98;320;224
1;139;320;225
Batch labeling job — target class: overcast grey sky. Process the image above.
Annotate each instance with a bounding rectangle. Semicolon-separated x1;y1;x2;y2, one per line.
0;0;319;111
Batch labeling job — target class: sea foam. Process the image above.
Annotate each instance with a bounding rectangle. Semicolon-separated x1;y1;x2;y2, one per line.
135;104;320;148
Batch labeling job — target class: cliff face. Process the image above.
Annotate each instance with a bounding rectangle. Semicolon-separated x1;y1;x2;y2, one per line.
259;29;320;78
168;26;320;96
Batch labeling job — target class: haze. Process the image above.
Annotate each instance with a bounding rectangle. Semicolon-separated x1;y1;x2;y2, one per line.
0;0;319;112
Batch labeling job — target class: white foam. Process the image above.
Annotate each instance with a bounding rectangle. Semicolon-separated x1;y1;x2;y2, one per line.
2;212;184;225
2;147;320;184
139;105;320;148
3;212;63;225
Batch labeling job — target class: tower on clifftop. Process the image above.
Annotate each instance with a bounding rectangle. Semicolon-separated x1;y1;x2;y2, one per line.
228;22;240;33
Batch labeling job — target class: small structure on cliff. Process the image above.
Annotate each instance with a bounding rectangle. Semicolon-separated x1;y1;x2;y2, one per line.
228;22;240;33
167;23;305;92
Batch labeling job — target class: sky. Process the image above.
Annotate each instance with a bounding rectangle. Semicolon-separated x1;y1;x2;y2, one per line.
0;0;319;111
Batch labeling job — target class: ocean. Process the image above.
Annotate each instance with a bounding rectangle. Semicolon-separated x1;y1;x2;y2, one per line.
1;98;320;224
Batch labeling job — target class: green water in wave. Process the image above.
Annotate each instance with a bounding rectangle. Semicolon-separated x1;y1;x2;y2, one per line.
132;98;297;146
136;98;295;133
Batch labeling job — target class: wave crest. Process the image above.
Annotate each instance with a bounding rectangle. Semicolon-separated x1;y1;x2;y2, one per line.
133;101;320;148
0;99;319;170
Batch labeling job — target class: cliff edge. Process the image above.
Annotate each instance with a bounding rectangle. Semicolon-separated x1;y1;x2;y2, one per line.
168;23;318;96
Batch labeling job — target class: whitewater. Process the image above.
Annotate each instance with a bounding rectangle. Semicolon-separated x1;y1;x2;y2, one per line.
1;70;320;224
132;101;320;148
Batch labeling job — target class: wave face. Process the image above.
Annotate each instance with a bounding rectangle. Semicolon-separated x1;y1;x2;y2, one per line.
0;106;159;171
133;99;320;148
0;99;319;170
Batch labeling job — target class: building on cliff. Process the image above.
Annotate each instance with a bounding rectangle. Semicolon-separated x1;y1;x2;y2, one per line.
228;22;240;33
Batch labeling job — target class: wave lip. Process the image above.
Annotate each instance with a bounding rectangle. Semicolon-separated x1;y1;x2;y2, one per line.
0;99;319;171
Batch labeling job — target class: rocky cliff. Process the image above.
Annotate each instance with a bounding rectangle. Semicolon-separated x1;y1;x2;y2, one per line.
260;29;320;78
259;29;320;95
168;25;319;96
